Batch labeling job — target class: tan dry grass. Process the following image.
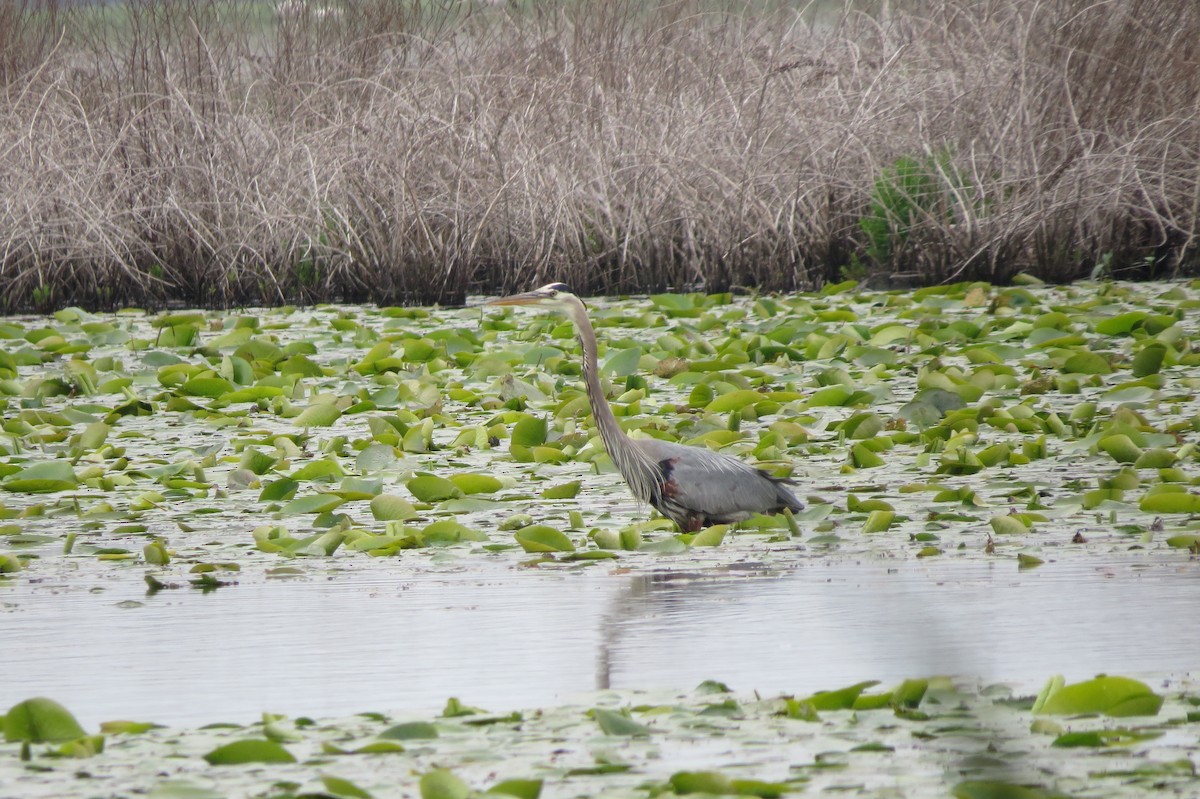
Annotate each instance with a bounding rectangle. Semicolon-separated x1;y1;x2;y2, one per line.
0;0;1197;310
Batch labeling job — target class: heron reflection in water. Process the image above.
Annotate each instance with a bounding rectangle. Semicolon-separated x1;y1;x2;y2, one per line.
487;282;803;532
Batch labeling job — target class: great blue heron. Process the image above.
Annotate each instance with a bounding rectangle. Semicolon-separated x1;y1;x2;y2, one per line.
487;282;804;532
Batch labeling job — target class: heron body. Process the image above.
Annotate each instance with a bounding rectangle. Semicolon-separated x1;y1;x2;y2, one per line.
487;282;803;532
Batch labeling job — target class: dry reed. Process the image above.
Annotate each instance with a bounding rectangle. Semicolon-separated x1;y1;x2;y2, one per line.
0;0;1197;310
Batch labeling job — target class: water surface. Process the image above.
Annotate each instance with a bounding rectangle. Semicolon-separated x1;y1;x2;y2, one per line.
2;557;1195;727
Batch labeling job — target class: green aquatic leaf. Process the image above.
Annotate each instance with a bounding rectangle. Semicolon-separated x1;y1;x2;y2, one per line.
805;385;853;407
1033;675;1163;717
951;781;1069;799
846;495;894;513
803;681;879;710
143;540;171;566
1133;447;1175;469
1130;343;1166;377
379;721;439;740
860;510;894;533
280;493;345;516
1061;351;1112;375
510;415;547;447
356;442;399;473
1139;491;1200;513
1052;728;1162;747
541;480;581;499
2;461;79;493
1097;434;1142;463
850;442;885;468
1017;553;1044;569
202;739;296;765
868;324;912;346
705;389;765;414
289;453;345;479
3;697;87;742
451;473;504;494
221;385;285;403
729;778;794;798
604;345;642;377
669;771;734;794
420;768;471;799
990;515;1029;535
839;412;884;440
691;524;727;547
514;525;575;552
422;519;486;543
259;478;299;502
1094;311;1148;336
100;720;161;735
485;778;543;799
407;474;463;502
593;707;651;737
147;777;224;797
370;494;417;521
180;376;233;398
78;421;111;451
320;774;374;798
337;476;383;500
293;402;343;427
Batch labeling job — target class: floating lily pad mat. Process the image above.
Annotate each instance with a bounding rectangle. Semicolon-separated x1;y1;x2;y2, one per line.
2;280;1200;584
1;675;1198;798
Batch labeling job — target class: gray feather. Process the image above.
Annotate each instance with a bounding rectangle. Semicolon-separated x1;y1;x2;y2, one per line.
634;438;802;523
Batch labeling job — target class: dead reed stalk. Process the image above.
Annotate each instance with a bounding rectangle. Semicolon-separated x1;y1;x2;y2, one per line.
0;0;1196;310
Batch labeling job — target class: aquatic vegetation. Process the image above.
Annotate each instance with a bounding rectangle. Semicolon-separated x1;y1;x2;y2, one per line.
3;281;1200;796
2;676;1198;798
0;281;1199;584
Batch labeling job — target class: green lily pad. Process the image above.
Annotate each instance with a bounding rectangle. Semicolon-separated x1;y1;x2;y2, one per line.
379;721;439;740
420;768;471;799
803;681;880;710
1094;311;1148;336
604;346;643;377
1061;351;1112;375
860;510;894;533
202;739;297;765
510;415;547;447
4;697;87;742
370;494;418;521
1033;675;1163;717
407;474;464;502
593;708;651;737
1130;343;1166;377
450;473;504;494
952;781;1069;799
180;376;233;397
485;778;543;799
280;493;346;516
514;525;575;552
320;774;374;799
541;481;581;499
2;461;79;493
293;403;343;427
1139;491;1200;513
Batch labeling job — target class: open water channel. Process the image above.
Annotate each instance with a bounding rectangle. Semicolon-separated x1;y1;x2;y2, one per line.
3;556;1196;728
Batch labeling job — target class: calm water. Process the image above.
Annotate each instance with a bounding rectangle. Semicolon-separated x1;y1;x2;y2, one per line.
2;558;1197;727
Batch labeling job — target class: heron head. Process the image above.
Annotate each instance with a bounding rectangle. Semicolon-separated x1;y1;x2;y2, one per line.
486;282;580;311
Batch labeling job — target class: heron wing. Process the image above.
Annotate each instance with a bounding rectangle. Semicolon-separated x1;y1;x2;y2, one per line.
634;438;798;521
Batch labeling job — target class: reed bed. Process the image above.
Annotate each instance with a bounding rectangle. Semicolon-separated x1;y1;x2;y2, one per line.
0;0;1197;310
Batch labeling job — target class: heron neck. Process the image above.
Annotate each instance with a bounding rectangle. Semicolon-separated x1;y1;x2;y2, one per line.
570;306;628;457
